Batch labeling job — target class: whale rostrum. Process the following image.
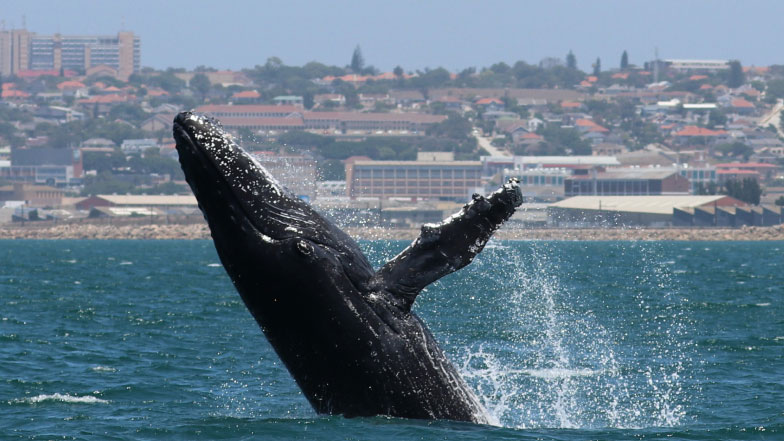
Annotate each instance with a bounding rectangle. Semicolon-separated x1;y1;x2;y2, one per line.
173;111;522;423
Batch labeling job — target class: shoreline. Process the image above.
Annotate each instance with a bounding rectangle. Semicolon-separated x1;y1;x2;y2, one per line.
1;222;783;241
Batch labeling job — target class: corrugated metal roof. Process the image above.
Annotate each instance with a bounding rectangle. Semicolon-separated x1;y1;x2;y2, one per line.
549;195;732;215
569;170;678;180
353;161;481;167
95;195;198;206
515;156;620;165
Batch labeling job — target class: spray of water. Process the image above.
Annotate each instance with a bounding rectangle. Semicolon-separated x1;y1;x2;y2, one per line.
458;241;694;430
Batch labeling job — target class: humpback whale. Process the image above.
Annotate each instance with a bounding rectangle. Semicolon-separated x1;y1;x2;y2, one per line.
173;111;522;423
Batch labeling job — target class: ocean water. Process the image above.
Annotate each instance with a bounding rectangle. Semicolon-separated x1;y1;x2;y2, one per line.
1;239;782;440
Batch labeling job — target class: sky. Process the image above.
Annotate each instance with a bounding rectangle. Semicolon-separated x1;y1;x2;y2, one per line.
3;0;783;73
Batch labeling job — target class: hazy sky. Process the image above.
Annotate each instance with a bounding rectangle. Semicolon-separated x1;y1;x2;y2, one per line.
3;0;782;73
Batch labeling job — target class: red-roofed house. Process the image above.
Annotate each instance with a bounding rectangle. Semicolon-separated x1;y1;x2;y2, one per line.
575;118;609;133
740;88;761;99
586;76;598;83
57;81;87;90
145;88;169;98
689;75;708;81
699;84;713;90
1;89;30;99
611;72;629;80
715;162;779;182
232;90;261;103
560;101;583;110
673;126;728;145
716;168;761;182
730;98;755;114
475;97;504;111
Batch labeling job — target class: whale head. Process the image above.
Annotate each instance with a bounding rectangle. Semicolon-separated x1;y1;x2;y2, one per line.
173;111;374;293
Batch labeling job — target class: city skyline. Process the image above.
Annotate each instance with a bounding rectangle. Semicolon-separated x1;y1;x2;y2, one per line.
2;0;784;73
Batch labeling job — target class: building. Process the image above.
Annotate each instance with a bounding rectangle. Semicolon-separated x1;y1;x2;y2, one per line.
195;105;448;134
663;59;730;71
503;167;570;202
513;155;620;170
75;194;197;211
3;147;83;186
548;195;747;227
346;160;482;201
121;139;159;154
714;162;779;183
1;28;140;79
564;169;690;197
0;183;65;207
0;29;32;76
676;164;718;193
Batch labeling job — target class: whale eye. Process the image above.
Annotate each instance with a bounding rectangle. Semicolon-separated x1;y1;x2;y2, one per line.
295;240;314;256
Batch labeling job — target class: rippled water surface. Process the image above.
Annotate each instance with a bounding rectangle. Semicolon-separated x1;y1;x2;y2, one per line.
1;240;782;440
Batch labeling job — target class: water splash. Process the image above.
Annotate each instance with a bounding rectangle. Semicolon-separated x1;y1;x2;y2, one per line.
458;242;693;430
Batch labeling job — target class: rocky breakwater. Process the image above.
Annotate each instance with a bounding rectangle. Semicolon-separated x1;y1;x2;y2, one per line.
1;223;784;241
493;225;784;241
0;223;210;240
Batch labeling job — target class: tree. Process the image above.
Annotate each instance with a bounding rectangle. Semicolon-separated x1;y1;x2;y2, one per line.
190;73;211;101
393;65;404;78
350;45;364;73
620;50;629;70
539;125;592;155
775;195;784;207
566;50;577;70
723;178;761;205
715;141;753;160
303;91;314;110
708;109;727;129
727;60;744;88
425;113;472;140
592;57;601;76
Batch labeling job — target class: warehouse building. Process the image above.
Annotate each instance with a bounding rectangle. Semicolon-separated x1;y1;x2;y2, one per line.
548;195;747;227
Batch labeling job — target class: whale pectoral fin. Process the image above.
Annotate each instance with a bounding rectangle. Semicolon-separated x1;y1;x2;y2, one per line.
371;179;522;311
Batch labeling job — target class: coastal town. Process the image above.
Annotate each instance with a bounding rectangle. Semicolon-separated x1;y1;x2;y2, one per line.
1;27;784;238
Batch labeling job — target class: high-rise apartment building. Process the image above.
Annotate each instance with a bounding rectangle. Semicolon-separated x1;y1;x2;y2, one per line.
0;28;139;79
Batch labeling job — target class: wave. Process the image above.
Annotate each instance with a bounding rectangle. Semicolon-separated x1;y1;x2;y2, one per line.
15;393;109;404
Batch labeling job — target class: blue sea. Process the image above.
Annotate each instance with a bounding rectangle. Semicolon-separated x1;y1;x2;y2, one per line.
1;239;782;440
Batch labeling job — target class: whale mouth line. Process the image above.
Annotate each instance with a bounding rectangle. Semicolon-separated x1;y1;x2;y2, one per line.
174;120;287;244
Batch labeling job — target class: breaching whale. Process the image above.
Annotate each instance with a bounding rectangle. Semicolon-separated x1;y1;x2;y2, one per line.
173;111;522;423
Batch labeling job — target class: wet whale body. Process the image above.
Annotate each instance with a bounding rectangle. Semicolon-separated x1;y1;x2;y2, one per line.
173;111;522;423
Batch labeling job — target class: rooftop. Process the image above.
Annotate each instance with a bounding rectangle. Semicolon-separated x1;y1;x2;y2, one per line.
550;195;741;215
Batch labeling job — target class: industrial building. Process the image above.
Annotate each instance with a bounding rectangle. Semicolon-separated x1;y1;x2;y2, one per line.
548;195;748;227
564;169;690;197
346;158;482;201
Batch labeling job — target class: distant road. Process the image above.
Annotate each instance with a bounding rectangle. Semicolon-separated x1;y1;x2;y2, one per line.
474;133;511;157
758;99;784;137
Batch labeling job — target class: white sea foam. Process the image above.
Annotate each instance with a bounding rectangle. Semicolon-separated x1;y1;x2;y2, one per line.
18;393;109;404
91;366;117;373
207;263;222;267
